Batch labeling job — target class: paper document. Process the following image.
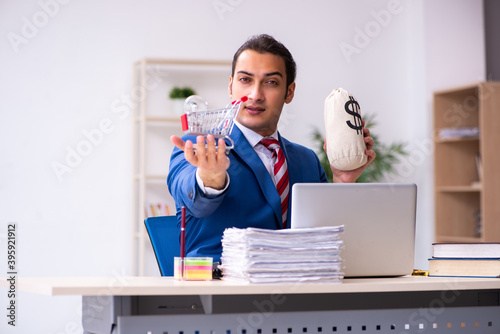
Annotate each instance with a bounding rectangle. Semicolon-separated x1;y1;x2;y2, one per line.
219;226;344;284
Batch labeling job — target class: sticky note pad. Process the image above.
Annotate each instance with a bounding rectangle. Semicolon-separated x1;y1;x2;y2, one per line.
174;257;213;281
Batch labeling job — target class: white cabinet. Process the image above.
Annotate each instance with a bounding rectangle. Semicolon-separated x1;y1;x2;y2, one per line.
131;58;232;276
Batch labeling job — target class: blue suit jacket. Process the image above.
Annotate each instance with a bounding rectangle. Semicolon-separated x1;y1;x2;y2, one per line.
167;126;328;262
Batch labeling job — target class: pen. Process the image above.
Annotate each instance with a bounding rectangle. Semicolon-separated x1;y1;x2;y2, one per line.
180;206;186;278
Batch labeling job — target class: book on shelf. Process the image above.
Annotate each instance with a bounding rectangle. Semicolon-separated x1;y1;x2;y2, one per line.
428;258;500;278
438;127;479;140
475;153;482;185
469;153;482;188
145;203;173;217
432;242;500;258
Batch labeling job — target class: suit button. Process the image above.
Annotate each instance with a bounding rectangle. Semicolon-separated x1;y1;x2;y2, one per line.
188;190;194;199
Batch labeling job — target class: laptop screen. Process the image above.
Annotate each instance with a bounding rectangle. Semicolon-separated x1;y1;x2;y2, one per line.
290;183;417;277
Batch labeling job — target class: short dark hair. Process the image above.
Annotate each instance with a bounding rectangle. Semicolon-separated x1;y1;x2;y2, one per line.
232;34;296;89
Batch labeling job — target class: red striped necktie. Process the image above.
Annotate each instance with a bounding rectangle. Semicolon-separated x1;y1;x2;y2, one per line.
260;138;290;228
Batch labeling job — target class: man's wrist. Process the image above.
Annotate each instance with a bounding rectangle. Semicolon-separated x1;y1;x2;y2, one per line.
196;169;230;195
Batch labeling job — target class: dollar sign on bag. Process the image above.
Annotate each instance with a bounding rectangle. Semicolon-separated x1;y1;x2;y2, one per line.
344;96;363;135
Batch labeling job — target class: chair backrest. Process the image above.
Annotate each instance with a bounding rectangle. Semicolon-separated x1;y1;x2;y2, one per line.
144;215;180;276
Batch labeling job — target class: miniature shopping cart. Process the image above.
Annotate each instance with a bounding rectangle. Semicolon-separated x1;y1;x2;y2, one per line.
180;96;247;152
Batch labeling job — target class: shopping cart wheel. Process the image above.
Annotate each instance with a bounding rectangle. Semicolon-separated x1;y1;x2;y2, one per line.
223;136;234;154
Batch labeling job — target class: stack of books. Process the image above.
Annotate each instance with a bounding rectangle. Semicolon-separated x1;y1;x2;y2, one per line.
438;127;480;139
219;226;344;284
145;202;173;217
429;243;500;278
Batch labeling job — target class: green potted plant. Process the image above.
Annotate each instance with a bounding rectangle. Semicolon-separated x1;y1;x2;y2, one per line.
169;86;196;116
311;114;408;183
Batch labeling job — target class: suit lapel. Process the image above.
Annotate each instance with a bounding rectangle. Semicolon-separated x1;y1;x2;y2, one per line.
231;127;282;228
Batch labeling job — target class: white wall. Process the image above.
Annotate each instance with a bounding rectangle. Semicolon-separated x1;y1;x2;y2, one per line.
0;0;484;332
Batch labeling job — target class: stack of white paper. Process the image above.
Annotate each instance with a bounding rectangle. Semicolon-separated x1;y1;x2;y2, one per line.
219;226;344;284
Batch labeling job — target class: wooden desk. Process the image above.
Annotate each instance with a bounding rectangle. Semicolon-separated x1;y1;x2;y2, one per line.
2;276;500;333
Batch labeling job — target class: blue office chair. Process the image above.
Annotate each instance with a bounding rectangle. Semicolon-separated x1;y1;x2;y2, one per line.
144;215;180;276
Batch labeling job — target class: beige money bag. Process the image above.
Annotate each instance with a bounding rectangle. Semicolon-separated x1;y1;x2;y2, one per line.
324;88;367;171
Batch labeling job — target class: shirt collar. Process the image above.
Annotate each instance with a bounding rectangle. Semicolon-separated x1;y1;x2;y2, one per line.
235;121;279;148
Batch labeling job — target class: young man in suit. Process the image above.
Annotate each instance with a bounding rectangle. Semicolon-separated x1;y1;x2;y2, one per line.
167;34;375;262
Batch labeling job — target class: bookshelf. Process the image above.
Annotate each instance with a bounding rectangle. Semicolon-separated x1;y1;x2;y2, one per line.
131;58;232;276
433;82;500;243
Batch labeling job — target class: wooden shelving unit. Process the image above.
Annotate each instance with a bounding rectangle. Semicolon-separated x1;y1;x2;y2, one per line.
433;82;500;243
131;58;232;276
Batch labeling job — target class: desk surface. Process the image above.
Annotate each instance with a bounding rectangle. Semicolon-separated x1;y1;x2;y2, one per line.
1;276;499;296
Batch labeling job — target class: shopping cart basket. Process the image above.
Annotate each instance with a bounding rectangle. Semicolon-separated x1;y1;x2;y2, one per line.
181;96;247;153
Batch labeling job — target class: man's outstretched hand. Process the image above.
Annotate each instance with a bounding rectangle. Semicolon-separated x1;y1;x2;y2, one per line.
171;134;230;190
